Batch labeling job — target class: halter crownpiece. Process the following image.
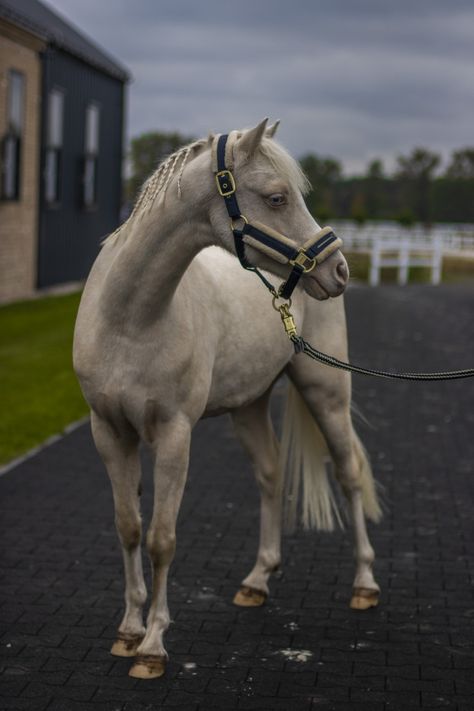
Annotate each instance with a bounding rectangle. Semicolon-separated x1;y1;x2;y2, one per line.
212;133;343;299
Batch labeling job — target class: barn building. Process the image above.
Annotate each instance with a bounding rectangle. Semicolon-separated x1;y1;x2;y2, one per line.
0;0;129;302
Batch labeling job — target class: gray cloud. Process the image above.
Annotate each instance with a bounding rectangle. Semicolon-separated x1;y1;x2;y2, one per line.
45;0;474;173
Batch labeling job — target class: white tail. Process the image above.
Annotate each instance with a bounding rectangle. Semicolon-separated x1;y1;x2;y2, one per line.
280;382;382;531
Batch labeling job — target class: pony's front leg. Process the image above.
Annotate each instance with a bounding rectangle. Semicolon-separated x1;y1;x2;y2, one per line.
90;412;147;657
129;416;191;680
231;391;282;607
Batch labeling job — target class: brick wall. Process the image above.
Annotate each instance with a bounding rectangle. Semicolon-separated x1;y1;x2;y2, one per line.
0;20;44;303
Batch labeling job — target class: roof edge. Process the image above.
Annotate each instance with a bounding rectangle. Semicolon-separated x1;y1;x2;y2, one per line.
0;1;130;82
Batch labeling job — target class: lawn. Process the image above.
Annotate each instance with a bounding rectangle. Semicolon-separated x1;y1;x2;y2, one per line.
0;291;88;465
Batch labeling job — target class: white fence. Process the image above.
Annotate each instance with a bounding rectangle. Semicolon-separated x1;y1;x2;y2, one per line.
332;221;474;285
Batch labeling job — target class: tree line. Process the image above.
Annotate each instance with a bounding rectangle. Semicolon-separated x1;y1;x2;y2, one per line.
127;132;474;225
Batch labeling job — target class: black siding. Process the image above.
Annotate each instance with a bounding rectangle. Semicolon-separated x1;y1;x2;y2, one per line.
38;47;125;287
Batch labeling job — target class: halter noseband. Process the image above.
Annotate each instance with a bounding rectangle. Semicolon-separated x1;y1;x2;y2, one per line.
212;133;343;299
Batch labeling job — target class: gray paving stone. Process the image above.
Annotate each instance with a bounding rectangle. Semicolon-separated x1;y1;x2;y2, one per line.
1;284;473;709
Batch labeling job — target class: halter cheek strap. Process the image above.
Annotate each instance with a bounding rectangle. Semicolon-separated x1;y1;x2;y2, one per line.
212;133;343;299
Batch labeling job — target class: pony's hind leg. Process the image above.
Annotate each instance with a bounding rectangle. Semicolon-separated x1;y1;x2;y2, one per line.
231;390;282;607
347;431;381;610
129;415;191;680
90;412;147;656
287;360;381;610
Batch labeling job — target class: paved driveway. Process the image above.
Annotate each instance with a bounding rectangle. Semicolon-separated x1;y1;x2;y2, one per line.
1;285;473;711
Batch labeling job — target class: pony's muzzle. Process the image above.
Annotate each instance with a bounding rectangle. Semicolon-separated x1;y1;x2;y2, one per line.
336;260;349;288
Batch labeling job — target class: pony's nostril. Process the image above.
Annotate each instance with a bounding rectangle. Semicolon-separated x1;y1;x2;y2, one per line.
336;261;349;282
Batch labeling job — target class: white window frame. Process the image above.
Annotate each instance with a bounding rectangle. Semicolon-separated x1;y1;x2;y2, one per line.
1;69;24;201
44;88;64;205
83;103;100;208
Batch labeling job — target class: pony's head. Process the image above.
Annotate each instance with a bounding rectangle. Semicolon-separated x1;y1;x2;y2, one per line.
206;119;349;300
113;119;348;300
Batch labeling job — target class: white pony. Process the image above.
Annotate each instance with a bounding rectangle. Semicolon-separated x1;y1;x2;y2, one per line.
73;119;381;679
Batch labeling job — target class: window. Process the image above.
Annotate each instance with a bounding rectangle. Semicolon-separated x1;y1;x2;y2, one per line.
1;70;24;200
83;103;100;208
44;88;64;204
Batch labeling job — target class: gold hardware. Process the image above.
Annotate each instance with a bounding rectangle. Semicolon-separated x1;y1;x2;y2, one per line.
278;303;298;338
230;214;248;231
272;294;292;311
216;170;236;197
289;250;317;273
271;295;298;338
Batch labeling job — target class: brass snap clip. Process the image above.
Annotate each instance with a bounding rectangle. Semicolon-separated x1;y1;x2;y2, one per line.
272;295;298;339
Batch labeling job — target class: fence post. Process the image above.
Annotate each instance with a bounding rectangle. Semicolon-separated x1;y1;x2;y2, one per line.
369;237;380;286
431;236;442;285
398;239;409;285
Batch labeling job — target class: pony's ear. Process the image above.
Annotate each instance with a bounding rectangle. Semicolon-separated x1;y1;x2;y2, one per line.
238;118;268;158
207;132;215;145
266;120;280;138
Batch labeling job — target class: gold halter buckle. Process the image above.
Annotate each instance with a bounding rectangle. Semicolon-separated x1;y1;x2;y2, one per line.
289;250;317;273
216;170;236;197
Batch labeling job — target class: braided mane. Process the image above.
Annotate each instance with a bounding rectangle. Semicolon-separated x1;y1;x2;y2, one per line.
104;138;207;243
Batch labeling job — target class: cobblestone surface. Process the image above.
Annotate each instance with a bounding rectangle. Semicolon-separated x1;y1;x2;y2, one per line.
1;285;473;711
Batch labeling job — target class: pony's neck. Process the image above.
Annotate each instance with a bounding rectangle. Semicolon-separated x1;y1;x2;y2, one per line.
102;192;211;328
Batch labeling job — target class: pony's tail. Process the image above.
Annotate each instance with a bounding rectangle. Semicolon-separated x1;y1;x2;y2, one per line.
280;382;382;532
280;382;341;532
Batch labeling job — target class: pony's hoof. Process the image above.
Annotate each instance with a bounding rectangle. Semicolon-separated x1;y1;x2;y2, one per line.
350;587;380;610
128;654;166;679
110;633;144;657
233;585;267;607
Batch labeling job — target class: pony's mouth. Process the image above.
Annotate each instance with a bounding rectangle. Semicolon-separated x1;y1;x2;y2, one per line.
303;275;330;300
301;253;349;300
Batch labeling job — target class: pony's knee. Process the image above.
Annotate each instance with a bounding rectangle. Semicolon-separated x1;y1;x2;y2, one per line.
255;460;280;494
115;507;141;549
146;528;176;566
127;582;147;609
305;381;350;417
339;470;362;493
332;448;360;489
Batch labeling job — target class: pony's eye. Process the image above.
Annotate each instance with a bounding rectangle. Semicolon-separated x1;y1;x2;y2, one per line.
266;193;286;207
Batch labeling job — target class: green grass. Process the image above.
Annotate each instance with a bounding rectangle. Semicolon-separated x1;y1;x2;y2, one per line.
0;291;88;465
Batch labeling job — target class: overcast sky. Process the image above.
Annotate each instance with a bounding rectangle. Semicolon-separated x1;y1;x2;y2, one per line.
44;0;474;174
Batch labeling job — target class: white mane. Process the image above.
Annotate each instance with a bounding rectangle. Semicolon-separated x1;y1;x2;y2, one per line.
258;137;311;196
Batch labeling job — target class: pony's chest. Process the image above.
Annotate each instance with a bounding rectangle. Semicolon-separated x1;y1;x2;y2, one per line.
205;329;292;412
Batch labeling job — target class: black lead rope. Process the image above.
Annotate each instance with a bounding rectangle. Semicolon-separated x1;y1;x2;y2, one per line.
291;335;474;381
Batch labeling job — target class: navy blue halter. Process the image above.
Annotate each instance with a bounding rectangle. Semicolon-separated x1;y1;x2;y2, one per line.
214;133;340;299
